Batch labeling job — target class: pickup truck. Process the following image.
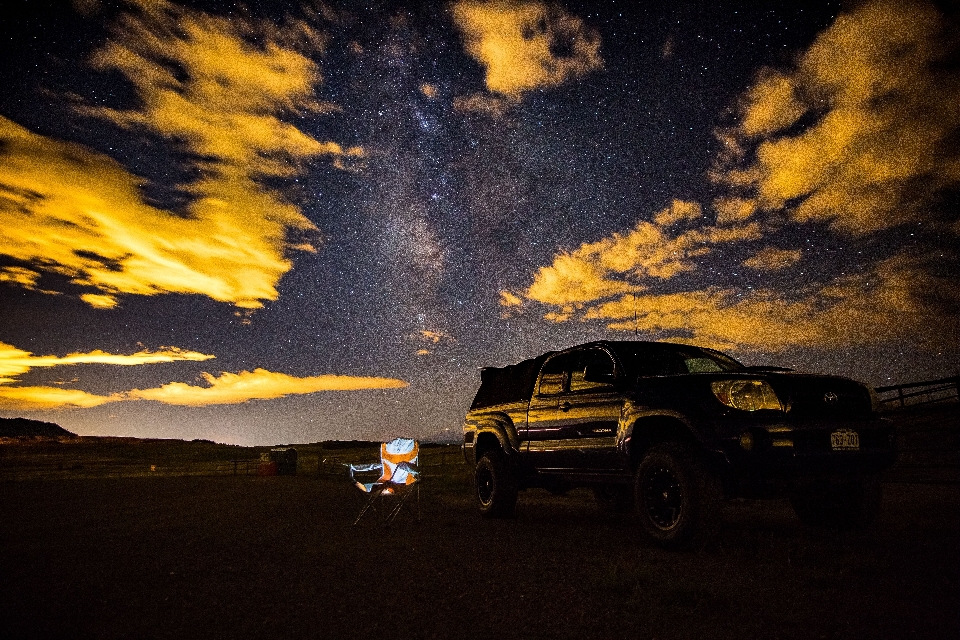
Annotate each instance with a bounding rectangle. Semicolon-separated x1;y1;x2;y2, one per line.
462;340;896;546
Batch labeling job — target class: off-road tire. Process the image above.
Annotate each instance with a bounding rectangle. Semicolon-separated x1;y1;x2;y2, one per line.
475;449;518;518
790;475;882;529
593;484;633;513
634;442;722;548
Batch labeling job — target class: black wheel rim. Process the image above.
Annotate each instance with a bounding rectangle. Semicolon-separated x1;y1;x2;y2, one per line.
642;466;683;530
477;465;494;505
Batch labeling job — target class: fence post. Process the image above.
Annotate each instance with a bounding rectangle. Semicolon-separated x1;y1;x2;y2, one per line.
898;387;905;408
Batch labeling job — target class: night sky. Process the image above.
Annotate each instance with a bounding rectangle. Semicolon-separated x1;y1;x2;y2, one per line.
1;0;958;445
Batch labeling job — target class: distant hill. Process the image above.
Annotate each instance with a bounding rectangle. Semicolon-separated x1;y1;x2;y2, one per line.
0;417;76;438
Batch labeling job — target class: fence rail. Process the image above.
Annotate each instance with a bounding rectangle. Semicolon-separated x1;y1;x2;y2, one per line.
0;445;465;482
875;376;960;408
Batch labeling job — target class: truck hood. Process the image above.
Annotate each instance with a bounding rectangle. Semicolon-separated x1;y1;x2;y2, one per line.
751;372;874;419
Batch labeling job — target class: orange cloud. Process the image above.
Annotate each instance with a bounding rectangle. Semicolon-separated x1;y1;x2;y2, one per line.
715;0;960;234
450;0;602;100
512;0;960;357
126;368;409;406
420;330;453;344
0;385;120;411
452;93;510;118
524;200;757;307
0;341;214;410
0;266;41;290
0;342;214;380
79;293;119;309
742;247;802;271
0;0;359;308
499;290;523;307
585;256;953;352
0;341;408;410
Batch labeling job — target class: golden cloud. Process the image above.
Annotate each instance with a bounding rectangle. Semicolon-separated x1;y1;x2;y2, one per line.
0;385;120;411
126;368;409;406
513;1;960;355
499;290;523;307
0;266;41;290
79;293;119;309
716;0;960;234
586;256;952;352
450;0;602;100
420;330;453;344
0;341;214;410
0;1;359;308
742;247;802;271
0;341;408;410
452;93;510;118
0;342;215;380
524;200;755;307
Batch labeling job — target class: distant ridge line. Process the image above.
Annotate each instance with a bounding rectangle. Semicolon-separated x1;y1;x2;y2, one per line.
0;417;76;438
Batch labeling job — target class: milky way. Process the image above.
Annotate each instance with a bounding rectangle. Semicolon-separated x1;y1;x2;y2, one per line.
1;0;957;444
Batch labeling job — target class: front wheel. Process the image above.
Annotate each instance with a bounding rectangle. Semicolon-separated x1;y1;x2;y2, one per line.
634;443;721;548
475;450;518;518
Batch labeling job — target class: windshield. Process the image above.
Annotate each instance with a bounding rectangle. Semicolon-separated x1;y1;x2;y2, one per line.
611;343;746;377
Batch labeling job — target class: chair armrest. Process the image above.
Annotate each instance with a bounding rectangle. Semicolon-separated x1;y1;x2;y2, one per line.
349;462;383;473
348;462;382;483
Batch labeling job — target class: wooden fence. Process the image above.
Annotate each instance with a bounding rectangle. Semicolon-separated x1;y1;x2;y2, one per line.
0;443;464;482
875;376;959;408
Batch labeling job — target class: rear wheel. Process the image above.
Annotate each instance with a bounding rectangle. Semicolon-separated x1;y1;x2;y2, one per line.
790;475;882;529
635;443;721;548
475;449;518;518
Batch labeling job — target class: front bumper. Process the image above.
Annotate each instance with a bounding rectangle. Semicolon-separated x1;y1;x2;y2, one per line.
716;416;896;485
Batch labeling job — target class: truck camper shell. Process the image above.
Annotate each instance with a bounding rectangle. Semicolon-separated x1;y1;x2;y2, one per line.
470;352;555;410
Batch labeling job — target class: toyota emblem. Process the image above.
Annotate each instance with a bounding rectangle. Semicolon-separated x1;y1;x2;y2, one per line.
823;391;839;405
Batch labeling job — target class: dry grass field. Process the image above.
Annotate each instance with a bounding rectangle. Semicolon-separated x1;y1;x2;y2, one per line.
1;406;958;640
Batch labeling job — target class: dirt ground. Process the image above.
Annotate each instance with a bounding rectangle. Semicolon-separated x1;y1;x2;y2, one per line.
1;471;958;640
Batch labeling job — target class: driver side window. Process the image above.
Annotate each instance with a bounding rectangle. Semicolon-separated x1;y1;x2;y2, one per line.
538;353;572;395
569;349;616;393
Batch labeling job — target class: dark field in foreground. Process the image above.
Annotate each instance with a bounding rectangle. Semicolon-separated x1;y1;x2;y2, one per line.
2;471;958;640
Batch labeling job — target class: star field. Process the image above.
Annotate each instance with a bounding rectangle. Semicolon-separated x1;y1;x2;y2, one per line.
0;0;957;444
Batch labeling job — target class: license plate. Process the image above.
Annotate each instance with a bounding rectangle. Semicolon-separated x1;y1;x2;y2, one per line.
831;429;859;450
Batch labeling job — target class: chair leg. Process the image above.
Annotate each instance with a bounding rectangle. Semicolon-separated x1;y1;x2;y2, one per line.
384;488;421;525
353;486;385;525
385;493;407;525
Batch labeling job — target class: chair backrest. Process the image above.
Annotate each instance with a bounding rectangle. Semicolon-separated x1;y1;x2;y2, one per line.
379;438;419;485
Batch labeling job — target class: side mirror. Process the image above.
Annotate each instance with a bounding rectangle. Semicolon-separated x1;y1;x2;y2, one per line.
583;365;615;384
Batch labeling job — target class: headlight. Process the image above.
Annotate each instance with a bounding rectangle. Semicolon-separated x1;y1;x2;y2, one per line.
712;379;782;411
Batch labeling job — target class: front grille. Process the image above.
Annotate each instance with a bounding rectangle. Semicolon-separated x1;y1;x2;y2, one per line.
783;379;872;419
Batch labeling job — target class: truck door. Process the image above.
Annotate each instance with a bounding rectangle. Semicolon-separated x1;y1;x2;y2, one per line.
525;351;578;470
563;348;623;471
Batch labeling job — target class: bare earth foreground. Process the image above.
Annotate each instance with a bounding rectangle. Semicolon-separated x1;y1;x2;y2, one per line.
2;409;959;639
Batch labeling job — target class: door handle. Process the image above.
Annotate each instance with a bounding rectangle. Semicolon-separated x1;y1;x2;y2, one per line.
559;402;572;412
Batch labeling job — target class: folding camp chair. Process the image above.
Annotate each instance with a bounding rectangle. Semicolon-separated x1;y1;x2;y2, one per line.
349;438;421;525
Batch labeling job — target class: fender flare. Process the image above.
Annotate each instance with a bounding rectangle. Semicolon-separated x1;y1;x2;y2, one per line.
473;413;520;457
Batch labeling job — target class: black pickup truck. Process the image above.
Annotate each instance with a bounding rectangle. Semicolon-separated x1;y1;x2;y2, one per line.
462;340;896;546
